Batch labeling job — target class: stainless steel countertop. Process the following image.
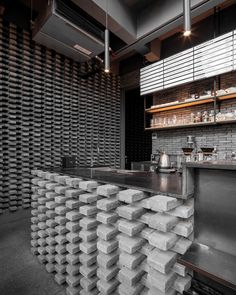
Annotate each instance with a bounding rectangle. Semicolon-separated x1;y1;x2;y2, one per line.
43;166;183;198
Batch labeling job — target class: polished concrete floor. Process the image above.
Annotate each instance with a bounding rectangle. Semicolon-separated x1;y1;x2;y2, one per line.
0;210;66;295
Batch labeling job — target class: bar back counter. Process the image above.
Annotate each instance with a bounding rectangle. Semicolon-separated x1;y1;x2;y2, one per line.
30;162;236;295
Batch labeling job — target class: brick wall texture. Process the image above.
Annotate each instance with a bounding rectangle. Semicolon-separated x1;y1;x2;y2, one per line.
152;71;236;157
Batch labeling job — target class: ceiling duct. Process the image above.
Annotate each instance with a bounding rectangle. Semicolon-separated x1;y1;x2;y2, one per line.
33;0;104;62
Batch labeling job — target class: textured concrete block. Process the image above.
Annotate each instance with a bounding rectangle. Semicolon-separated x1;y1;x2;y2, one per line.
46;236;57;246
134;198;151;209
148;286;176;295
66;274;82;287
97;184;119;197
55;216;67;225
171;238;192;255
80;264;97;278
66;286;81;295
139;227;155;240
80;217;98;230
97;197;119;211
55;244;67;254
148;231;178;251
80;241;97;254
46;245;56;254
96;211;118;224
147;248;177;274
80;205;98;216
80;193;98;204
54;273;66;285
148;213;178;232
46;263;55;273
55;195;68;204
97;265;119;282
66;189;84;198
97;278;119;295
46;201;57;210
55;205;68;215
55;225;69;235
66;221;81;233
46;228;57;237
79;181;98;192
45;254;55;264
55;263;67;274
173;275;192;293
167;199;194;219
66;210;83;222
149;195;183;212
66;199;81;210
46;192;57;199
171;220;193;238
55;254;67;264
55;186;71;194
54;175;70;185
45;182;58;191
118;205;144;220
66;232;81;243
119;234;145;254
66;264;80;276
172;262;188;277
46;219;57;228
38;237;47;246
46;210;56;219
38;230;48;238
97;224;118;241
118;189;147;203
55;234;67;245
118;267;145;286
38;197;47;205
97;239;118;254
118;282;144;295
148;268;177;293
79;252;97;267
65;177;83;188
80;276;98;292
118;219;145;236
38;222;47;230
79;230;97;242
66;242;80;254
119;251;145;270
97;251;119;268
80;288;99;295
66;253;80;265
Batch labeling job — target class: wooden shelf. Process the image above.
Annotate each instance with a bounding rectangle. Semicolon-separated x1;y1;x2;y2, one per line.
145;119;236;131
217;92;236;101
145;92;236;114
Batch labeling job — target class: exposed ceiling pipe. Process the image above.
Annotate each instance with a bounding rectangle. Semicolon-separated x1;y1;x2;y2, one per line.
104;0;110;73
183;0;191;36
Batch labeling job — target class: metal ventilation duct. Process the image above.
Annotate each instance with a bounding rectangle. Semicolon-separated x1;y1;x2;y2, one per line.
33;0;104;62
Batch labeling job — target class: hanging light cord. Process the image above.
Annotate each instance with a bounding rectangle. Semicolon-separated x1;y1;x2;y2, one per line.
106;0;108;29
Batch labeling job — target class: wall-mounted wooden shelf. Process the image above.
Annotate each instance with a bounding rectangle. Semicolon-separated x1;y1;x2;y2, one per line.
145;92;236;114
145;118;236;131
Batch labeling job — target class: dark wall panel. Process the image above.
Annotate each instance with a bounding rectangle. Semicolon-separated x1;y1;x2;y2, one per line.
0;18;121;214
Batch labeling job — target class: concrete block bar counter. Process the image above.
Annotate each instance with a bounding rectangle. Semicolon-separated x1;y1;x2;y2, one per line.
1;0;236;295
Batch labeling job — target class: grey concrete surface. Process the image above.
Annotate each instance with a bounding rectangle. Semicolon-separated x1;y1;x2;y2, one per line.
0;210;66;295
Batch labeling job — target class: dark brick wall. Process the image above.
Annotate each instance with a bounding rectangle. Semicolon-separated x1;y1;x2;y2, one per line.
152;72;236;158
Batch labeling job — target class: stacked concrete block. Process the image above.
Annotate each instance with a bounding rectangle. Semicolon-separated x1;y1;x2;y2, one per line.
79;181;99;295
65;179;84;295
145;194;193;295
117;189;148;295
31;171;194;295
96;184;120;295
52;175;74;287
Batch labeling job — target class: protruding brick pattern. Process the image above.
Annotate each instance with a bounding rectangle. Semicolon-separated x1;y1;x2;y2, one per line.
31;170;194;295
96;184;120;295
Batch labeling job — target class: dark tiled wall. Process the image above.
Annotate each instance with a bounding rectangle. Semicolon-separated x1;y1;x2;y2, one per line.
0;19;121;213
152;72;236;157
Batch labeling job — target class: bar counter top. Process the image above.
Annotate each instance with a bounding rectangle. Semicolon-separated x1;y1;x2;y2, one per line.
185;160;236;170
43;166;184;198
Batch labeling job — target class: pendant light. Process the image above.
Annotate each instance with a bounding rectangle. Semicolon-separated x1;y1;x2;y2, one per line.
183;0;191;37
104;0;110;73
